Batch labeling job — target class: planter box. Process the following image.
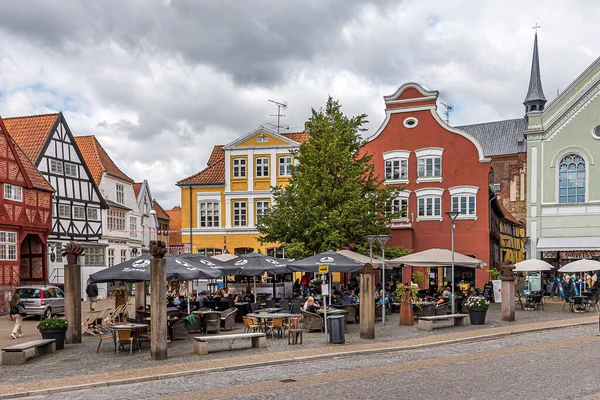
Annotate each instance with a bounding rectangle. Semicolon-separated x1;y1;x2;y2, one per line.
468;308;487;325
40;329;66;350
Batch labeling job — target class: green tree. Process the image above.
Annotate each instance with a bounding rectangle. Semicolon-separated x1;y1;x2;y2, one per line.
257;97;401;254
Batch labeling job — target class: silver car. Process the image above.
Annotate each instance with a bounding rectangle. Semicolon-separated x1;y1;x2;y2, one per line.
16;285;65;319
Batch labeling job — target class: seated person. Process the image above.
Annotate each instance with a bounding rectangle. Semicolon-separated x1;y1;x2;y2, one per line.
197;291;208;307
437;287;451;305
167;297;176;308
178;295;188;311
303;296;320;313
340;291;353;305
225;292;235;307
350;290;360;304
242;290;255;303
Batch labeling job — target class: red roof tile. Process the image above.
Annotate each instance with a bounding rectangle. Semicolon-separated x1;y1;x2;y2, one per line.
133;182;142;198
498;200;524;226
153;200;170;221
74;136;134;186
166;206;182;246
281;131;310;144
3;113;59;162
207;145;225;166
177;158;225;186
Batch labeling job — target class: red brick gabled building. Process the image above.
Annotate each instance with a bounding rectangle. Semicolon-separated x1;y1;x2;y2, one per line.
364;83;492;288
0;117;54;314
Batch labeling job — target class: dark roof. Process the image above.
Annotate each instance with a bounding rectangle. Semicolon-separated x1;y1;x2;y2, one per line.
105;199;131;210
456;118;527;156
524;32;547;104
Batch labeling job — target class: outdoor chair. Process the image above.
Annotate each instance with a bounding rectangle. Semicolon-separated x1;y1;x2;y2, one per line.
266;317;284;339
516;291;525;310
287;317;303;345
562;294;573;311
250;303;260;313
375;305;382;321
115;329;134;355
279;300;290;313
108;305;125;324
291;300;303;313
171;318;190;340
198;307;211;312
532;294;544;310
571;296;585;313
342;305;357;323
205;312;221;333
243;316;260;333
221;308;238;330
183;313;203;333
434;302;449;315
414;303;436;319
167;309;181;319
266;299;276;309
82;310;101;336
96;325;115;354
300;310;323;332
586;293;600;312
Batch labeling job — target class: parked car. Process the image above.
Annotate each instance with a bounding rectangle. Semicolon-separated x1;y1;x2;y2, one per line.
15;285;65;319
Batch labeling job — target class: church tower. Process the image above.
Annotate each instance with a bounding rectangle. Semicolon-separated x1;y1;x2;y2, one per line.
523;31;547;114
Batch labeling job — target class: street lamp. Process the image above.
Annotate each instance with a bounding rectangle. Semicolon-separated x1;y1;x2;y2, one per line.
445;211;460;314
365;234;392;325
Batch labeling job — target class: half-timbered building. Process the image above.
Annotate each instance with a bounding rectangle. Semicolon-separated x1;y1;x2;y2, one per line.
0;116;54;314
4;113;106;288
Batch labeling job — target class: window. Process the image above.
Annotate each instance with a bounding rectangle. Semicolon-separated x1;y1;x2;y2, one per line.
3;184;22;202
84;247;105;266
50;160;64;175
418;197;441;217
385;159;408;181
256;134;269;143
592;126;600;140
266;247;285;258
107;210;125;230
0;231;17;261
559;154;586;203
388;198;408;220
279;156;292;176
116;183;124;204
232;158;246;178
58;204;70;218
108;249;115;267
233;201;247;227
197;248;223;256
452;195;476;215
403;117;418;128
120;249;127;263
199;201;219;227
417;157;441;178
130;217;137;237
64;162;78;177
256;200;270;223
256;157;269;177
73;205;85;219
87;207;99;221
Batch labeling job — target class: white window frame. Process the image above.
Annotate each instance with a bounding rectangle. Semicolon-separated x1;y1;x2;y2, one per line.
383;150;410;184
50;159;64;175
388;191;410;221
449;186;479;220
73;205;85;220
415;188;444;221
108;248;115;267
557;154;586;204
0;231;17;261
232;158;246;178
107;210;125;231
116;183;124;204
84;246;105;266
198;201;220;228
3;184;22;202
130;217;137;237
120;249;127;263
278;156;292;176
58;204;71;218
256;157;270;177
256;200;270;224
87;207;99;221
64;162;78;178
233;201;247;227
415;148;444;183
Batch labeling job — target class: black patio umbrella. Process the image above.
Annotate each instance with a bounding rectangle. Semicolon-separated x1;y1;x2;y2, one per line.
178;253;241;276
221;252;292;276
89;253;222;283
289;250;364;273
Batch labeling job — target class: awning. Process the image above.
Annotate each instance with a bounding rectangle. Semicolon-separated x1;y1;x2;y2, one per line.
536;237;600;251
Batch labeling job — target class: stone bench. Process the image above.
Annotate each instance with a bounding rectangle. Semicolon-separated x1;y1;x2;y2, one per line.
193;332;266;355
2;339;56;365
417;314;468;331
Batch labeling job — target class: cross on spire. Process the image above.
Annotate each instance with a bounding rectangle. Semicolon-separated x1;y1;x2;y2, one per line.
532;23;541;33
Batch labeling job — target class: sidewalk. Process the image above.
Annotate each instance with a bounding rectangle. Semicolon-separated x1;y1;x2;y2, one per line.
0;301;597;398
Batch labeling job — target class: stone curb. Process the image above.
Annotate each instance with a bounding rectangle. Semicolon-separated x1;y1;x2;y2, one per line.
1;319;596;399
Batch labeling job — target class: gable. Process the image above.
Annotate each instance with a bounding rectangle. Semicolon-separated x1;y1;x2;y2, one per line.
235;130;294;148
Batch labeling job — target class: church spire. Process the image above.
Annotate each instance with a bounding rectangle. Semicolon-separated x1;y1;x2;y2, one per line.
524;27;547;114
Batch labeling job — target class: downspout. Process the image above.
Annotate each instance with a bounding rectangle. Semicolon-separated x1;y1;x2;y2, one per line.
189;185;193;254
489;194;497;269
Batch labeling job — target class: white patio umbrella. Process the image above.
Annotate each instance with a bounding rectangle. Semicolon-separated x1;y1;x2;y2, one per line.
390;248;487;268
557;259;600;273
512;259;554;272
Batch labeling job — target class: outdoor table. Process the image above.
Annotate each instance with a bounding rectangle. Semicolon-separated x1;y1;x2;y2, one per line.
144;316;179;340
192;310;221;333
255;307;283;313
234;302;251;322
111;323;149;352
316;308;346;315
247;312;299;335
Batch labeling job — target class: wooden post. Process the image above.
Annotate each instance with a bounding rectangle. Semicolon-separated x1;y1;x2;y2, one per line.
64;262;82;344
150;240;168;360
501;275;516;321
360;263;375;339
135;281;146;314
399;288;414;326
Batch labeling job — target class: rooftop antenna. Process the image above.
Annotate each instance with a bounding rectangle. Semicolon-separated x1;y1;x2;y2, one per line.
440;102;453;124
268;99;287;135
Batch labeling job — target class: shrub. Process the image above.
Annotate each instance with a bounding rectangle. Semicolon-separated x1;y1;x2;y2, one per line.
38;317;68;330
464;295;490;310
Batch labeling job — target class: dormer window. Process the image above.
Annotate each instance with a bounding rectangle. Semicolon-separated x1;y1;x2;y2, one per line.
382;150;410;184
116;183;124;204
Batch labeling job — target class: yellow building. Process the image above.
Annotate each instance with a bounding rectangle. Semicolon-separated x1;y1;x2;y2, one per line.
177;126;309;257
498;202;526;265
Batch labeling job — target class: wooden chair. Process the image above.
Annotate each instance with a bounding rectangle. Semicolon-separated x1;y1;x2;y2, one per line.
82;310;101;336
266;317;284;339
115;329;134;355
243;316;260;333
96;325;115;354
108;305;125;324
287;316;303;345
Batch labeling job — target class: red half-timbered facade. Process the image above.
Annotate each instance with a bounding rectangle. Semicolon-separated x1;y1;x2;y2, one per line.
0;117;53;314
364;83;492;289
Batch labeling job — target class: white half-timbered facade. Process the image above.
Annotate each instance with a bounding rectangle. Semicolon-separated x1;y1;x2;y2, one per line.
133;180;158;251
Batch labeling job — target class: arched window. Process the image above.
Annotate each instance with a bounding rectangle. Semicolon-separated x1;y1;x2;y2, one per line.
559;154;585;203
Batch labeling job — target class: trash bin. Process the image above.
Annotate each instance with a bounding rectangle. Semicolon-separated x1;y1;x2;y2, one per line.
328;315;345;344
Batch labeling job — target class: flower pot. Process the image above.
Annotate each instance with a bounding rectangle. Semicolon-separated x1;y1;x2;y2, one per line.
468;308;487;325
399;302;414;326
40;329;66;350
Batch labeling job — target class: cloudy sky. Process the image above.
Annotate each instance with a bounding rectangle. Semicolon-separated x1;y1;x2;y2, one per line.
0;1;598;208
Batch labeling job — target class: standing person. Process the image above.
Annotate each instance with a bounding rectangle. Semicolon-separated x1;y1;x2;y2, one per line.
86;281;99;312
550;275;561;299
9;293;25;339
300;273;311;297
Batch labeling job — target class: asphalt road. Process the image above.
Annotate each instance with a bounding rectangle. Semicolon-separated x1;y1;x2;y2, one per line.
26;324;600;400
